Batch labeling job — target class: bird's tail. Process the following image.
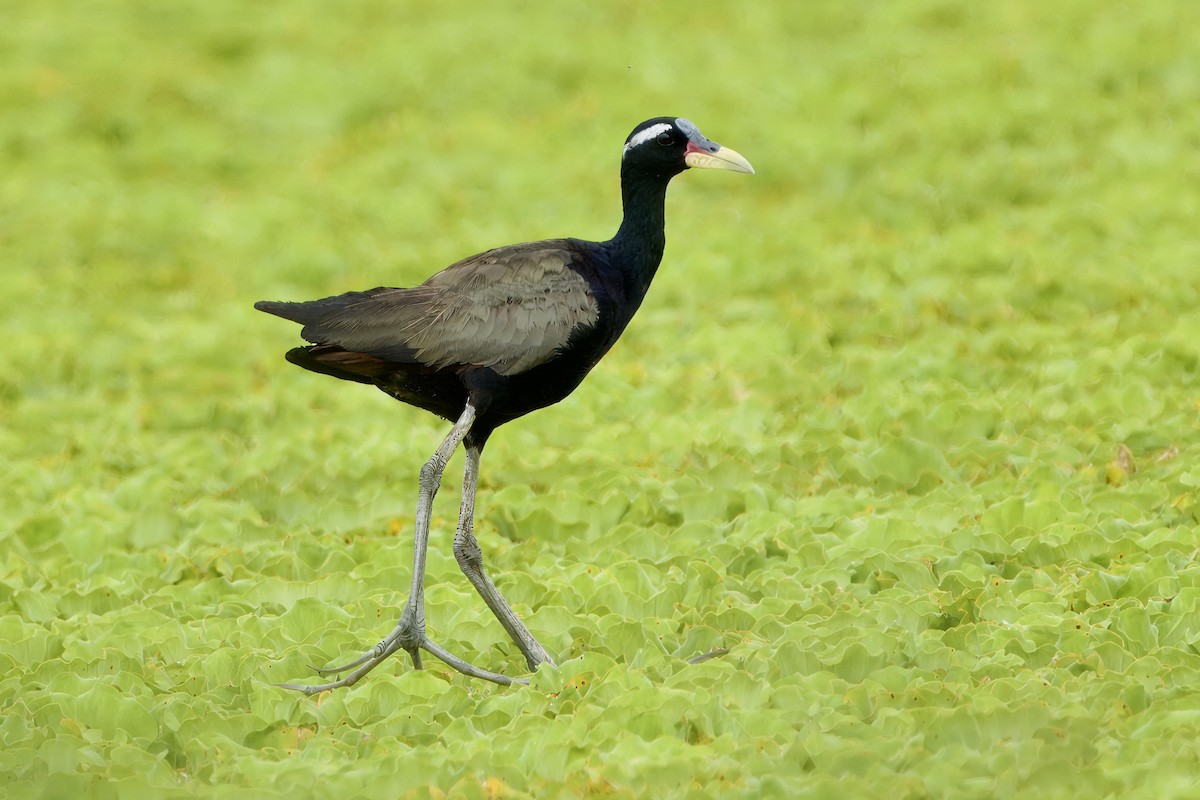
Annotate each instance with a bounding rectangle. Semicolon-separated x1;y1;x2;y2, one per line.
254;299;325;326
254;288;395;326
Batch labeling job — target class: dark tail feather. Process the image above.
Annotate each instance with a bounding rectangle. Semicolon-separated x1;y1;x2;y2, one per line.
285;345;390;385
254;300;321;325
254;288;395;327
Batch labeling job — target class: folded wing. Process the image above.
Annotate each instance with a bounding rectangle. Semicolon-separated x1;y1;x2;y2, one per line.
256;241;600;376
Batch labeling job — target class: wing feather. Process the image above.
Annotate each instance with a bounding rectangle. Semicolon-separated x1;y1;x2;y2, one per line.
297;241;600;375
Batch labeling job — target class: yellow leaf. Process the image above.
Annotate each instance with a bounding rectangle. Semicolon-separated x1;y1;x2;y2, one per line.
1106;445;1136;486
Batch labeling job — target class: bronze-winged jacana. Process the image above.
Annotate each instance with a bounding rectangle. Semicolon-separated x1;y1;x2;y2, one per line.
256;117;753;692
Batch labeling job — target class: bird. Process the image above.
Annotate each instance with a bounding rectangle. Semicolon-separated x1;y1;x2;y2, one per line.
255;117;753;693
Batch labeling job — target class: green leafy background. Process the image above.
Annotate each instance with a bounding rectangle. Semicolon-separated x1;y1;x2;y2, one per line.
4;0;1200;797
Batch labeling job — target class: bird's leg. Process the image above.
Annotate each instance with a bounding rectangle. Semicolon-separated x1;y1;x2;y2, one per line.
387;402;480;665
328;402;476;667
279;403;515;694
453;444;557;671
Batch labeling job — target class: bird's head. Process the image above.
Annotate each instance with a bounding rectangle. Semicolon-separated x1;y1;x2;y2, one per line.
621;117;754;178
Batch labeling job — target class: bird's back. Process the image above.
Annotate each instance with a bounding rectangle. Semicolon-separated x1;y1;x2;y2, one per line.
255;238;612;379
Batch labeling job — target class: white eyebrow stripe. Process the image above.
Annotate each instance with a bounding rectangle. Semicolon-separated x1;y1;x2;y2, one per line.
623;123;672;154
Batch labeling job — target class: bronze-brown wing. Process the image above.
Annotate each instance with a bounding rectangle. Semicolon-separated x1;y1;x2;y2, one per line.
297;241;600;376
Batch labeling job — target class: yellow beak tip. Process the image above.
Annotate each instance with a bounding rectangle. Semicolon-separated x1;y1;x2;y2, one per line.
685;146;754;175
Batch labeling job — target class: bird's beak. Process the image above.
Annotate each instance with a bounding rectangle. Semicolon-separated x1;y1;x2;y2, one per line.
685;143;755;175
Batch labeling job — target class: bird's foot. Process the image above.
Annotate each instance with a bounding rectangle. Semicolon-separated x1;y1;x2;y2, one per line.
274;611;530;694
311;612;424;676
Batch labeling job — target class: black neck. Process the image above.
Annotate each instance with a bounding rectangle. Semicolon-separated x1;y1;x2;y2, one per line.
608;166;672;294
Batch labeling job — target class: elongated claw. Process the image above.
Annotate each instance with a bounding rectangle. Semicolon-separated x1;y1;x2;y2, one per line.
310;650;378;675
686;647;730;665
273;651;386;694
421;640;528;686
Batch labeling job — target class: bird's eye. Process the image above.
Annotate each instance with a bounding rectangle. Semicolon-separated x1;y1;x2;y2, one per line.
656;131;674;146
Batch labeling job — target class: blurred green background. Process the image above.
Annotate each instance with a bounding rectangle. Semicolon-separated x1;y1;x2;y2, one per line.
3;0;1200;797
